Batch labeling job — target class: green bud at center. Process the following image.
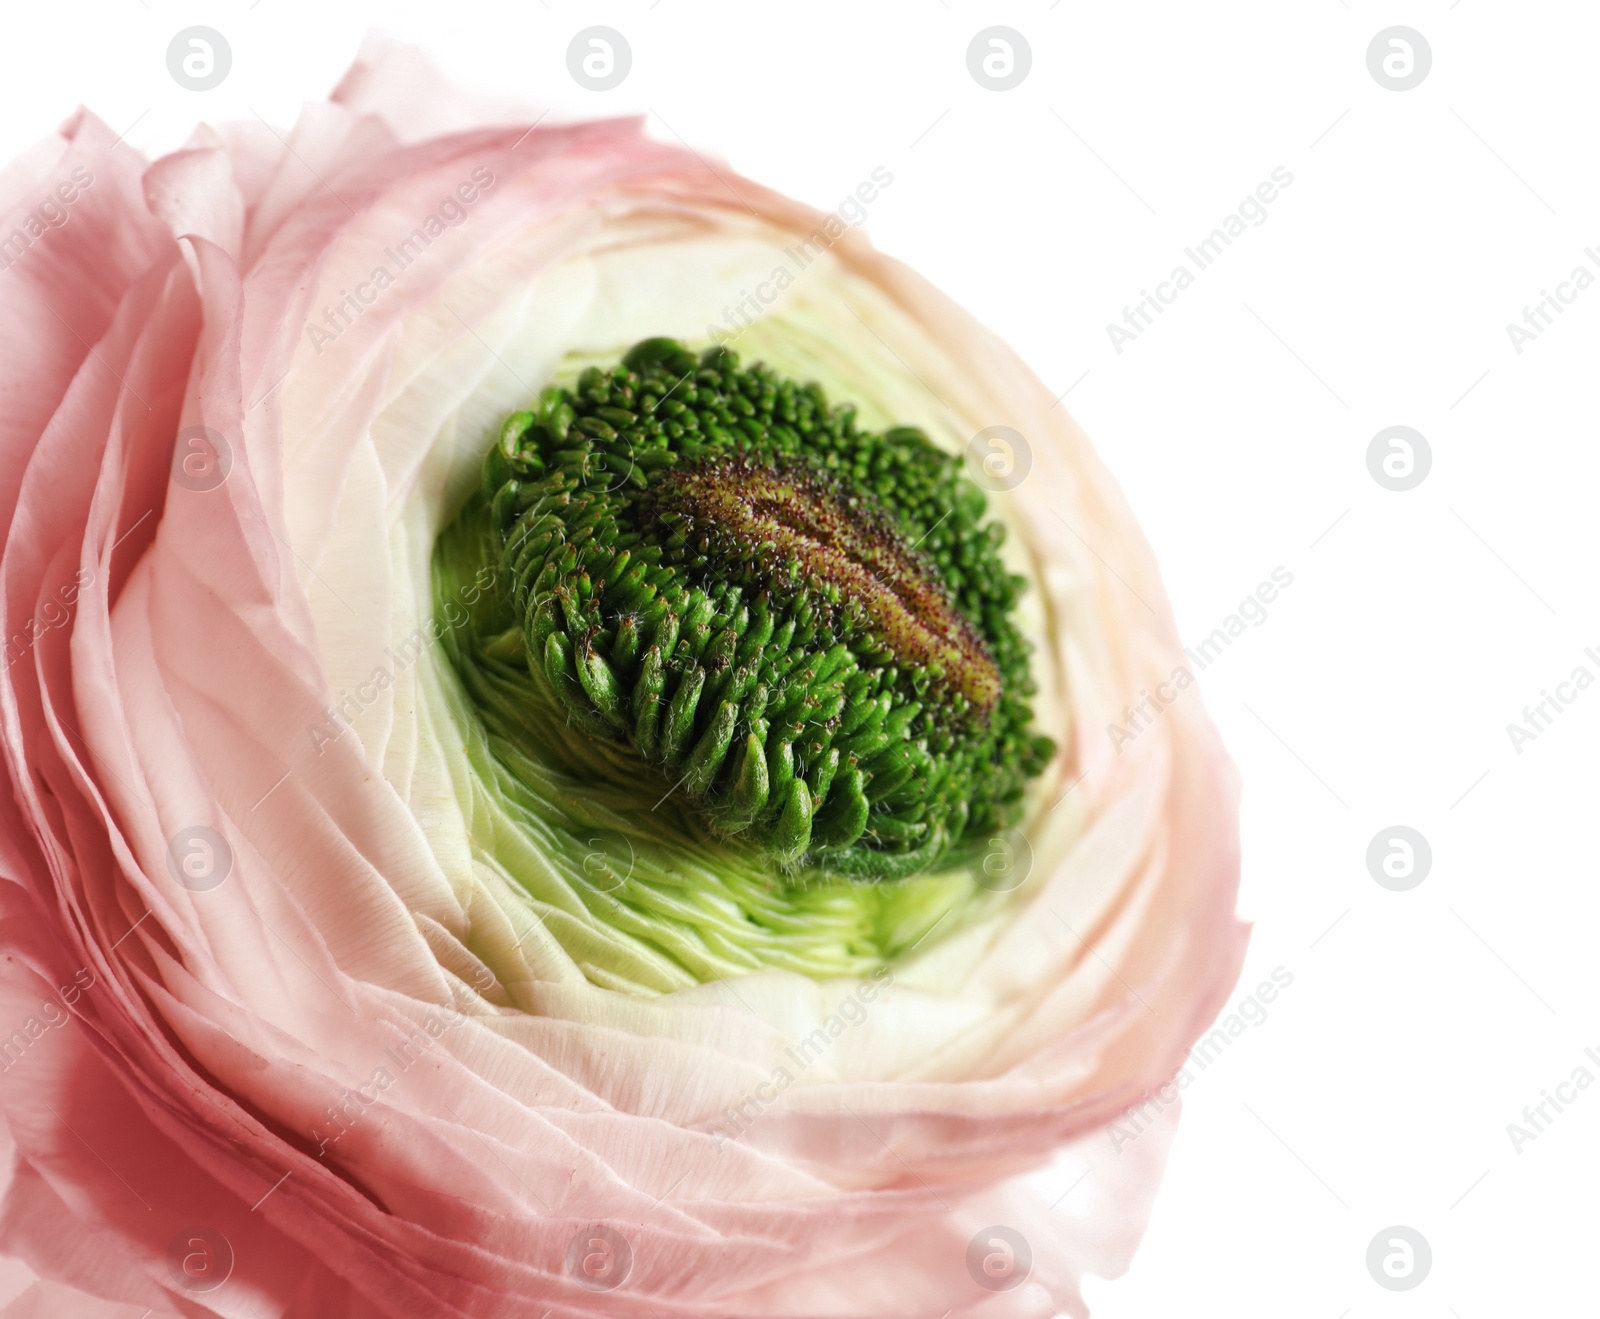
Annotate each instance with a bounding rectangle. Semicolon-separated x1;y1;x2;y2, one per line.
471;337;1053;882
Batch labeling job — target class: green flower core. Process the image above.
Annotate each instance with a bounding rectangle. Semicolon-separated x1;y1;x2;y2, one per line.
430;338;1055;985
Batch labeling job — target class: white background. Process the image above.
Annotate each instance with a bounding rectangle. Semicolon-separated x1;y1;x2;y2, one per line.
4;2;1596;1314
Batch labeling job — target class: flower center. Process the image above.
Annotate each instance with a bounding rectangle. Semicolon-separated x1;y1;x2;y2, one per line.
474;338;1053;881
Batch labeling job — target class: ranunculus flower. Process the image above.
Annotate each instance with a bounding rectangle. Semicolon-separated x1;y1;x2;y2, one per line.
0;36;1245;1318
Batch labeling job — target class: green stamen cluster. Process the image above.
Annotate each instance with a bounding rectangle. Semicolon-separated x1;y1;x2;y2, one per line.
480;338;1053;881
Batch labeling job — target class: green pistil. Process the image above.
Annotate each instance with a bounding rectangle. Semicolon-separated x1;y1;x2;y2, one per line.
477;337;1054;882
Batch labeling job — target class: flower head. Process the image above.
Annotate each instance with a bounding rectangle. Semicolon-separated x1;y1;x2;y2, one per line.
0;36;1245;1318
